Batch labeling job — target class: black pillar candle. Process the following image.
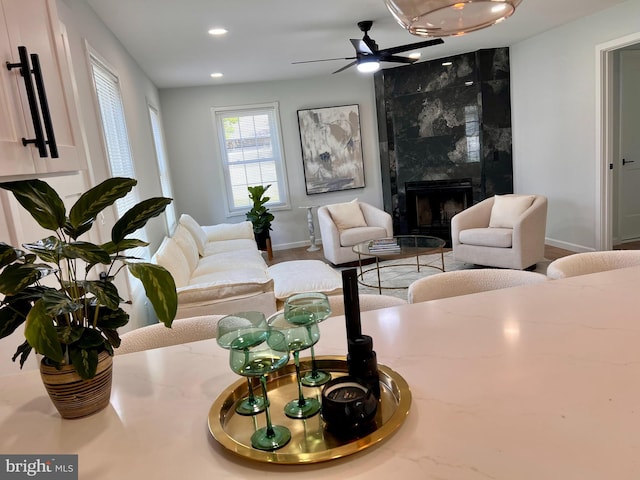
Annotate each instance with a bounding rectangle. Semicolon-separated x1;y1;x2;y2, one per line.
342;268;362;341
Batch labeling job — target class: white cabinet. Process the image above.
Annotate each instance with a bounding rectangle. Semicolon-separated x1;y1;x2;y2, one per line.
0;0;85;179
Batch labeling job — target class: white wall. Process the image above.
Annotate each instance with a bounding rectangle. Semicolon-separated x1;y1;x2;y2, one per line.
159;75;382;249
57;0;170;252
510;0;640;251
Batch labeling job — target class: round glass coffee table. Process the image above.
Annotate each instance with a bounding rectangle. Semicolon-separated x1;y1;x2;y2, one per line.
352;235;446;294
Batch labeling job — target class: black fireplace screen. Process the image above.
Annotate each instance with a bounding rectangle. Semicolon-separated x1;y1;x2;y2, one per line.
405;179;473;245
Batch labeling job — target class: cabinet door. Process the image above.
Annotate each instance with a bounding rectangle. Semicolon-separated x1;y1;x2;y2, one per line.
0;2;36;177
1;0;84;177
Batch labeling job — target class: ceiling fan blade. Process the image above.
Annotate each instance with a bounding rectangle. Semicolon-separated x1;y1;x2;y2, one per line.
332;61;358;74
362;35;378;53
292;57;356;65
380;55;416;64
379;38;444;56
350;38;371;54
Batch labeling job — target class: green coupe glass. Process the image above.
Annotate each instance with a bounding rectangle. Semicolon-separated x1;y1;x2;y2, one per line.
216;312;269;415
284;292;332;387
268;311;321;419
228;329;291;451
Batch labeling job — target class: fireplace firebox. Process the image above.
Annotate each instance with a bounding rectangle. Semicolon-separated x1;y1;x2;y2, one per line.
405;179;473;246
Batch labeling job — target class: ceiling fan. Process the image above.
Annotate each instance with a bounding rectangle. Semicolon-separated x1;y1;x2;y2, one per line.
293;20;444;74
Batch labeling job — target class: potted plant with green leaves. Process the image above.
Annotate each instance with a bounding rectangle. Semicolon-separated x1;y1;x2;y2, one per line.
0;177;177;419
246;184;275;250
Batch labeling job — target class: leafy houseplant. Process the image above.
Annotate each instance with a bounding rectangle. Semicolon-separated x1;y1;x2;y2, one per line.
246;184;275;250
0;177;177;383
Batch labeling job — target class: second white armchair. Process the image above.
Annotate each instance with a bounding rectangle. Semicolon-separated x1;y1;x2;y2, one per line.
451;194;548;270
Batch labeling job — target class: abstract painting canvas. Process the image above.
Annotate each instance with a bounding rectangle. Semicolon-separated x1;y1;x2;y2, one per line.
297;104;365;194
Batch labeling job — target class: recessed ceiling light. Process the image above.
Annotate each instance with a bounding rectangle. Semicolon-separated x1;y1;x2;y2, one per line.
442;61;453;66
208;28;228;36
408;52;421;59
210;72;224;78
465;81;474;86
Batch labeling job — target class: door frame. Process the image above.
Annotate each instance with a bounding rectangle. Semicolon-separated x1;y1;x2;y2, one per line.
596;32;640;251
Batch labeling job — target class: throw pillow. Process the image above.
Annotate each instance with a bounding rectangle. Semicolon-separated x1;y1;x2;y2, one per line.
206;221;254;241
151;237;190;288
172;225;199;272
327;199;367;231
489;195;536;228
179;214;207;256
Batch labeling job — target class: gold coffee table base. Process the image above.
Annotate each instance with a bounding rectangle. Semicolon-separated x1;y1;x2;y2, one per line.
352;235;446;294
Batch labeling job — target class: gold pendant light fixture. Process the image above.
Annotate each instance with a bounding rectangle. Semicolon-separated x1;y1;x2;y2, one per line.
383;0;523;37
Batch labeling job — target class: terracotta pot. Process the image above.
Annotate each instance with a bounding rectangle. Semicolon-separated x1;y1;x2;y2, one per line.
40;350;113;419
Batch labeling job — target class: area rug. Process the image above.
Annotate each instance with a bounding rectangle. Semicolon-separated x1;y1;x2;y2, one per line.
338;252;550;301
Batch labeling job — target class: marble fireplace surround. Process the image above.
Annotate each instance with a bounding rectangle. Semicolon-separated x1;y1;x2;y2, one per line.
374;47;514;240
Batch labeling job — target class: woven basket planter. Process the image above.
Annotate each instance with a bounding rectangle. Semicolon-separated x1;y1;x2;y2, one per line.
40;351;113;419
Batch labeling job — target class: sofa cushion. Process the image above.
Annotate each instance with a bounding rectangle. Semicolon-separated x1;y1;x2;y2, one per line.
489;195;535;228
172;225;199;272
340;226;388;247
459;227;513;248
327;199;367;231
203;238;258;256
179;214;208;256
203;221;254;241
189;267;271;287
193;249;267;276
152;237;191;287
268;260;342;300
178;275;274;304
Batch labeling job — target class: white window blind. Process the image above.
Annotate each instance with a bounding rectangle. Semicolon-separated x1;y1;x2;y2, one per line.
148;104;176;232
89;55;147;258
213;103;289;214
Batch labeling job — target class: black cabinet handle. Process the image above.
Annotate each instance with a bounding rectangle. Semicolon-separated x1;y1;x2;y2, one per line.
6;45;58;158
30;53;58;158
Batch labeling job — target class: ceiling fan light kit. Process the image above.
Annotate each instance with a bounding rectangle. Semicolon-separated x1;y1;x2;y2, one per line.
383;0;523;37
357;58;381;73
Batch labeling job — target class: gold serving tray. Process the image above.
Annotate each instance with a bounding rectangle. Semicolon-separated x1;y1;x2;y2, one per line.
208;356;411;464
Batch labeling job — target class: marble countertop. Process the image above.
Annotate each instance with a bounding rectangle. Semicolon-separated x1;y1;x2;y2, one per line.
2;266;640;478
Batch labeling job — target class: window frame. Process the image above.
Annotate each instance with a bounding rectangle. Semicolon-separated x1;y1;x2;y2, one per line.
212;101;290;217
147;102;177;233
86;44;148;259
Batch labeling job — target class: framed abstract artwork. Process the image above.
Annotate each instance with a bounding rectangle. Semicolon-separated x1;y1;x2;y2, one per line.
297;104;365;194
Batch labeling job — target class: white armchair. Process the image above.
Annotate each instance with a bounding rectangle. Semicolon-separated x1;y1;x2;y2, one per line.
451;194;547;270
318;200;393;265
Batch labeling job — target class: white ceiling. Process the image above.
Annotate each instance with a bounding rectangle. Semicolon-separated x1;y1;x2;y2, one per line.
84;0;628;89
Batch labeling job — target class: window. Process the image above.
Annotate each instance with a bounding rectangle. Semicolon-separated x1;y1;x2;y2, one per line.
213;102;289;214
89;51;147;258
148;104;177;232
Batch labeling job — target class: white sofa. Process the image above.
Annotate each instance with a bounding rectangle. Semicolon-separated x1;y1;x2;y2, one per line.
152;215;343;319
317;200;393;265
152;215;277;319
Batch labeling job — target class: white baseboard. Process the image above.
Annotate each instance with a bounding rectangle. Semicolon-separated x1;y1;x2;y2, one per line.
272;239;323;251
545;237;594;253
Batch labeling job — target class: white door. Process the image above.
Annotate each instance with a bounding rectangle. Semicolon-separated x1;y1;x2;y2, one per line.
618;50;640;241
